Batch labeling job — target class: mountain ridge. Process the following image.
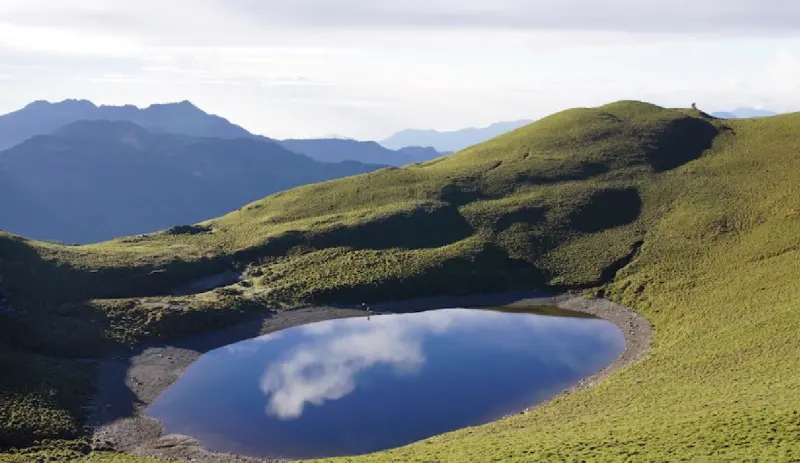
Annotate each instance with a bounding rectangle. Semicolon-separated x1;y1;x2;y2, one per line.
277;138;443;166
0;99;447;165
0;120;386;244
710;107;778;119
0;99;254;150
380;119;534;152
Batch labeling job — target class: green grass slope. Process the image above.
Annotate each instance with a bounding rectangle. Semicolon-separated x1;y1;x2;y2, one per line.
1;101;799;461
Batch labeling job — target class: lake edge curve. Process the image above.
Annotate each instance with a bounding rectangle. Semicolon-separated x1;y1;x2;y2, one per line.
87;294;652;463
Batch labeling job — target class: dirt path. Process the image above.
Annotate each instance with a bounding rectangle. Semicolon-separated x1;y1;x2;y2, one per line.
88;293;652;462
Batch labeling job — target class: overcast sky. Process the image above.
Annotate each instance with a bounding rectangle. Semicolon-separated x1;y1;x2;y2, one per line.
1;0;800;139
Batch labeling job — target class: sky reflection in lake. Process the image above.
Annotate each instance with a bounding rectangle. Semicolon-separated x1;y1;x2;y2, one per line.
147;307;625;459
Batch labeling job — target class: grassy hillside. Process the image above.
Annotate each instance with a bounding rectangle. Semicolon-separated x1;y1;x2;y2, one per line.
1;101;799;461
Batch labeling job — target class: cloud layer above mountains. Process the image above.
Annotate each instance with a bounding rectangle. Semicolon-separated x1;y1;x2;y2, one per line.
0;1;798;139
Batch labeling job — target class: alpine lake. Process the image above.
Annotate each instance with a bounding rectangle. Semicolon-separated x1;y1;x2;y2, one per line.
147;305;625;459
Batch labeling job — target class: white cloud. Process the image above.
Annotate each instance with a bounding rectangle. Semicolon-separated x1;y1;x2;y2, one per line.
258;309;620;420
0;22;142;56
0;2;799;139
21;0;787;37
259;311;464;419
223;331;284;355
221;0;800;35
3;1;799;55
768;49;800;92
300;321;336;335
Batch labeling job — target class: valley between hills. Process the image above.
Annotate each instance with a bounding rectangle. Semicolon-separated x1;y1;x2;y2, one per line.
1;101;799;462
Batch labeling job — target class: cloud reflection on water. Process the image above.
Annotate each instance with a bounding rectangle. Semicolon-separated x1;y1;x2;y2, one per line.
223;331;283;355
259;309;620;420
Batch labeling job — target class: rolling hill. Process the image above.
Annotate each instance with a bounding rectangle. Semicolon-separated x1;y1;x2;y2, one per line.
381;119;533;152
0;101;798;461
0;120;386;244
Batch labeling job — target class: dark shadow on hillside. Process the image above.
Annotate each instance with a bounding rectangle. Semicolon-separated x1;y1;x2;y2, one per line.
0;307;115;359
599;240;644;283
494;206;547;231
549;239;645;293
0;239;130;358
0;288;272;448
0;348;96;451
438;183;489;206
163;224;213;236
647;117;719;172
307;244;547;304
0;234;236;307
0;279;122;449
569;188;642;233
314;205;473;250
231;231;307;263
234;204;474;260
513;161;610;186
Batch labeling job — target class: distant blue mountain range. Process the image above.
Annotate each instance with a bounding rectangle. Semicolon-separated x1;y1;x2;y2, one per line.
0;100;446;166
0;119;386;243
380;119;533;153
710;108;778;119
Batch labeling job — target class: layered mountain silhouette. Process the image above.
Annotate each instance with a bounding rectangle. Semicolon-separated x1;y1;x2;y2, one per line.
0;99;253;151
710;108;778;119
0;120;385;243
380;119;533;153
278;139;443;166
0;100;446;165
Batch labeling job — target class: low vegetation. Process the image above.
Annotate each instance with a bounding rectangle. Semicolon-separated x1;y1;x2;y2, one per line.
1;101;799;461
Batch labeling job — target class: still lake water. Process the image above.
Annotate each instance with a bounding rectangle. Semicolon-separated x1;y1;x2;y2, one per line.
147;307;625;459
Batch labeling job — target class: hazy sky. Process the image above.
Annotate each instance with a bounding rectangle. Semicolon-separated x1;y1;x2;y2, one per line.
1;0;800;139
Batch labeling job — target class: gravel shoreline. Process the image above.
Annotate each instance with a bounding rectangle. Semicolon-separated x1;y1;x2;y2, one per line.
88;293;652;462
